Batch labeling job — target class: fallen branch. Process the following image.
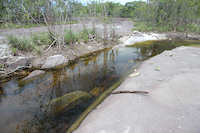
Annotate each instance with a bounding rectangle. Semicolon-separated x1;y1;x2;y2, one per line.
45;39;57;52
112;90;149;95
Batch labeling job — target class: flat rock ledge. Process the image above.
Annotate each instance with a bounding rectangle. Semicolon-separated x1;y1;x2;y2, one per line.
73;46;200;133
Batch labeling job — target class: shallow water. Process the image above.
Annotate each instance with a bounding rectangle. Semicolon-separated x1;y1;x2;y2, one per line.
0;40;200;133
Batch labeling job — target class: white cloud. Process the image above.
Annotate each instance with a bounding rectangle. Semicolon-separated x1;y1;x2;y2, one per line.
106;0;144;5
82;0;145;5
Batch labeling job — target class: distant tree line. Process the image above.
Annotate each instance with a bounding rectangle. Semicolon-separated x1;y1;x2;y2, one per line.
0;0;142;24
133;0;200;32
1;0;200;32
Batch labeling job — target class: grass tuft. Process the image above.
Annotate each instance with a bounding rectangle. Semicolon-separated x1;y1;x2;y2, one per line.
7;33;52;54
64;30;79;45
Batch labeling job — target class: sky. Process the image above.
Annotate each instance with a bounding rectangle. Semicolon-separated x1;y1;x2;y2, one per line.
82;0;145;5
105;0;143;5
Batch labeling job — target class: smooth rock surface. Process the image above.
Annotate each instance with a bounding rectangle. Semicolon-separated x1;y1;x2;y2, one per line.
118;31;167;47
7;57;30;69
73;46;200;133
22;70;45;81
42;55;68;69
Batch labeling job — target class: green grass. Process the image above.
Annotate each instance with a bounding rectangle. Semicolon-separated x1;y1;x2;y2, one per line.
7;35;35;51
64;29;97;45
0;23;43;29
7;33;52;54
0;64;4;69
64;30;79;45
31;33;52;46
79;29;89;43
0;21;78;29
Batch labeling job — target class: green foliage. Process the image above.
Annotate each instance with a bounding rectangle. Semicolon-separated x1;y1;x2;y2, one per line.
11;47;17;55
0;23;42;29
0;64;4;69
64;30;78;45
7;35;35;52
133;21;200;33
79;29;89;43
64;29;97;45
31;33;52;46
133;0;200;33
7;33;51;53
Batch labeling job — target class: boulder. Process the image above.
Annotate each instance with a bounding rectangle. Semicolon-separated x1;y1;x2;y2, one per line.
42;55;68;69
7;57;31;70
32;57;45;69
49;91;92;115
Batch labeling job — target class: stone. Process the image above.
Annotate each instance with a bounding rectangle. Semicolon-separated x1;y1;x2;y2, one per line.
42;55;68;69
7;57;30;70
32;57;45;69
22;70;45;82
89;87;103;97
129;72;140;77
73;47;200;133
49;91;92;115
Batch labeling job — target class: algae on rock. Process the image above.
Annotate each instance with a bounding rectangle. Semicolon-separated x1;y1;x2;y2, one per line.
49;91;92;115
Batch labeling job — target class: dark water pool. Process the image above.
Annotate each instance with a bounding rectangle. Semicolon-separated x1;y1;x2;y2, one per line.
0;40;200;133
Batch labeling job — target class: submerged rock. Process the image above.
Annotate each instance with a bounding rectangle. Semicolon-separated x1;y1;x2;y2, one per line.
89;87;104;97
49;91;92;115
42;55;68;69
22;70;45;82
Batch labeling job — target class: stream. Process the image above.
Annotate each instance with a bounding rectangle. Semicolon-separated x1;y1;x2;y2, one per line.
0;40;200;133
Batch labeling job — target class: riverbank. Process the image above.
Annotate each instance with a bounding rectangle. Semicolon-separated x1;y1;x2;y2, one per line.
73;46;200;133
0;19;132;81
1;22;200;82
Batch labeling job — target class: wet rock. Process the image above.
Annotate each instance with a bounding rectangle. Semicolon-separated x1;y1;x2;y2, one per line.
129;72;140;77
22;70;45;82
7;57;31;70
50;91;92;115
118;31;167;47
89;87;103;97
42;55;68;69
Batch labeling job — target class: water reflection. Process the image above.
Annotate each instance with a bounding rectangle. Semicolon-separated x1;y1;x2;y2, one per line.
0;40;200;133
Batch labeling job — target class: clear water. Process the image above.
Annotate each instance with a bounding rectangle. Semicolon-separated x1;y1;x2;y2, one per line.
0;40;200;133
